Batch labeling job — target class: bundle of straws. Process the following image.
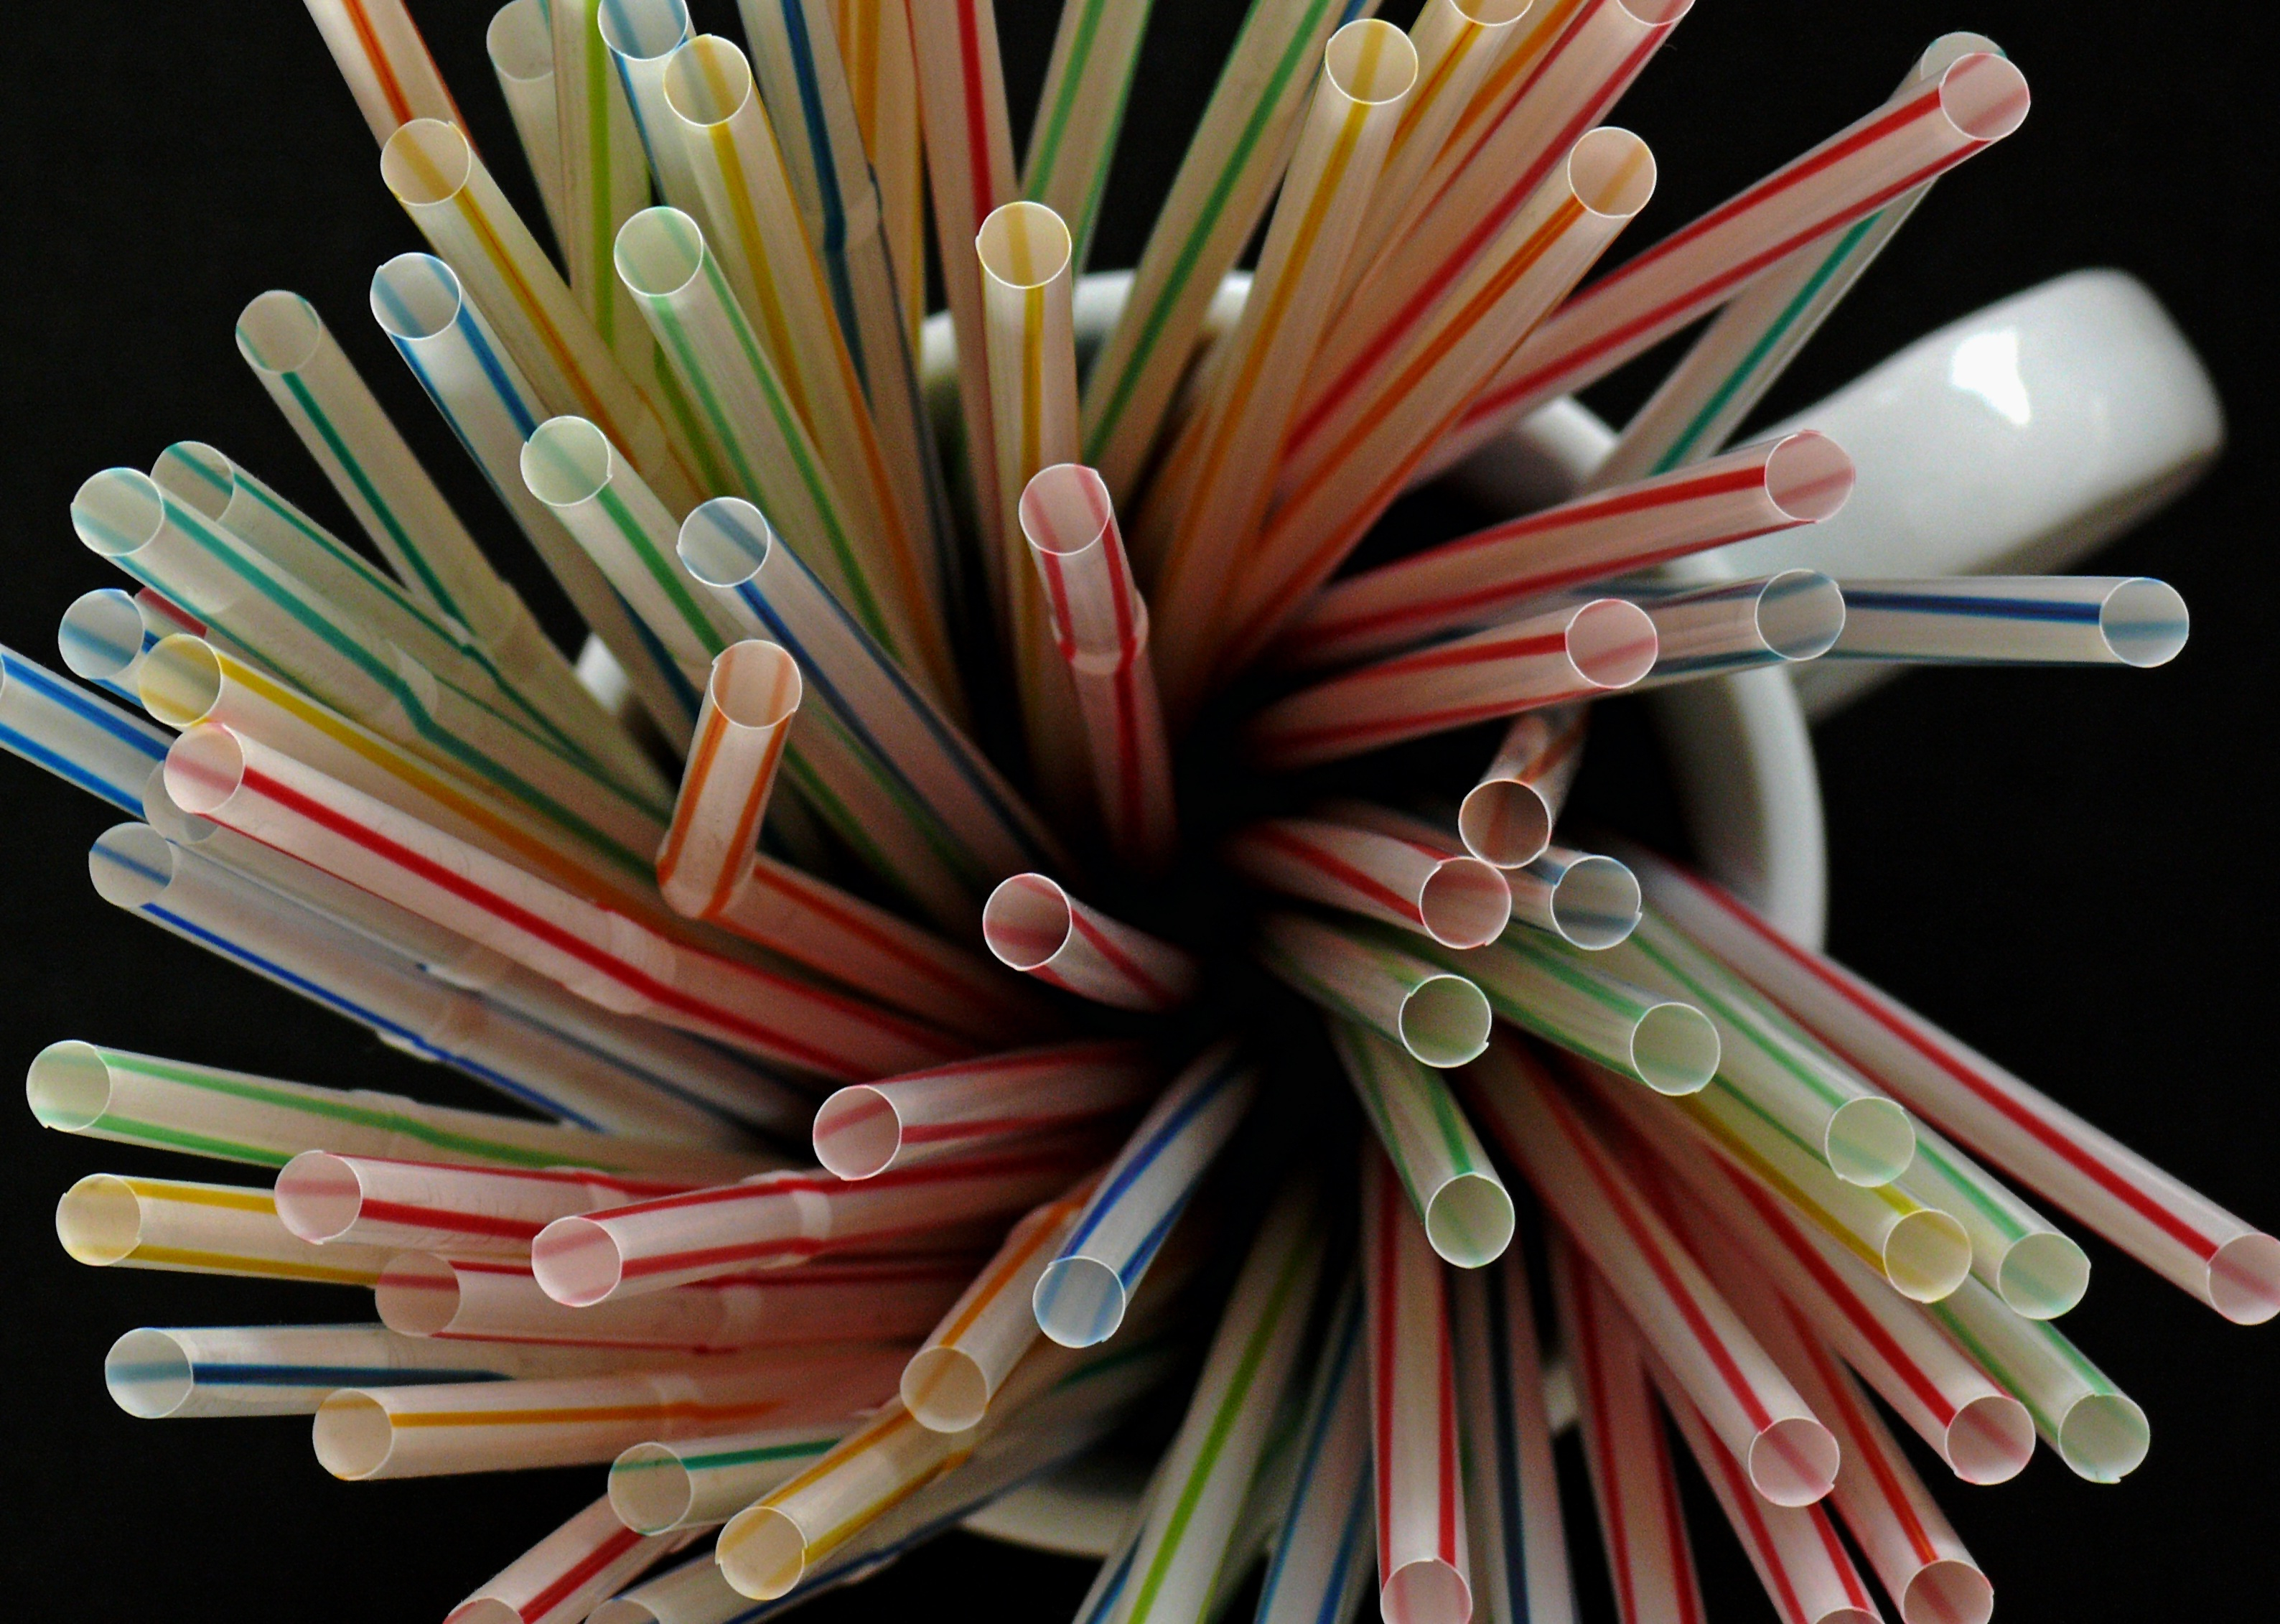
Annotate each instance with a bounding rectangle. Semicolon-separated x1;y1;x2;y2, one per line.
4;1;2268;1621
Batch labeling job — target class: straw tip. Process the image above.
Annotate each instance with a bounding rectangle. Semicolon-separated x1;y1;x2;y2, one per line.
718;1506;808;1600
2207;1232;2280;1325
1747;1414;1839;1506
900;1346;990;1432
1380;1558;1472;1624
530;1215;625;1306
1032;1256;1127;1348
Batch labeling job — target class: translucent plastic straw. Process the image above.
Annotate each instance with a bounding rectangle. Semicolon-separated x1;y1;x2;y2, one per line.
1450;1244;1577;1624
488;0;571;247
614;1420;853;1534
548;0;657;386
1260;913;1492;1069
1463;1042;1839;1508
1437;53;2031;472
1247;597;1656;770
1361;1147;1472;1624
449;1495;702;1624
1221;127;1658;671
1082;0;1360;500
368;251;696;739
983;874;1200;1012
101;1322;676;1419
658;641;800;918
1623;569;1846;689
1032;1041;1256;1345
1252;1275;1373;1624
1142;19;1417;715
1023;0;1154;273
312;1345;901;1479
1230;814;1513;951
303;0;463;143
1285;432;1854;668
272;1151;689;1256
1920;1276;2149;1483
1;644;171;816
815;1040;1154;1181
1550;1234;1706;1624
1331;1021;1513;1266
1888;1119;2091;1320
531;1141;1090;1304
1506;844;1639;950
1592;33;2001;487
1620;846;2280;1324
380;118;699;511
57;1172;393;1286
1824;577;2190;667
1020;465;1179;867
599;3;704;225
826;0;925;346
58;588;151;703
23;1039;766;1177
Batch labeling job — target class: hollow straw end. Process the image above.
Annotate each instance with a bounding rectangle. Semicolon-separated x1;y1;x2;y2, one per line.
312;1389;394;1480
609;1442;696;1536
900;1345;990;1433
1945;1392;2037;1486
2207;1232;2280;1325
26;1040;111;1133
1628;1002;1720;1095
1424;1173;1517;1270
1903;1560;1996;1624
105;1327;194;1419
1936;52;2030;143
531;1215;627;1306
811;1086;902;1180
1747;1414;1841;1507
1380;1557;1472;1624
1032;1255;1126;1348
718;1506;809;1600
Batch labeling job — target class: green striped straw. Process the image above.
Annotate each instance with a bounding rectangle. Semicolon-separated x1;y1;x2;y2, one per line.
1892;1119;2093;1320
1329;1018;1513;1267
1922;1274;2149;1483
1024;0;1159;276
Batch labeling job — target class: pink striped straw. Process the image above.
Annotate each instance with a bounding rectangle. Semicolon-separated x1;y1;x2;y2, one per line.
1549;1231;1707;1624
1437;52;2032;472
1622;844;2280;1325
1248;598;1656;770
1459;704;1587;869
376;1253;971;1352
444;1494;699;1624
273;1152;699;1258
1283;431;1854;668
655;640;800;921
1463;1039;1838;1506
1227;814;1513;950
529;1139;1095;1305
813;1040;1157;1180
164;722;964;1079
981;873;1199;1012
1363;1144;1472;1624
1019;465;1178;869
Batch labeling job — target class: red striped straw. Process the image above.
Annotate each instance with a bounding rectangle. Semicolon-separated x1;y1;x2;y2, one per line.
1435;52;2032;475
981;873;1199;1012
1363;1144;1472;1624
1019;465;1178;869
1462;1039;1838;1506
1458;704;1587;869
1621;843;2280;1325
656;640;800;921
163;722;964;1079
1227;813;1513;950
1247;597;1656;770
1549;1232;1708;1624
443;1493;698;1624
813;1040;1157;1180
528;1137;1095;1305
1282;431;1854;668
305;0;466;146
272;1152;700;1257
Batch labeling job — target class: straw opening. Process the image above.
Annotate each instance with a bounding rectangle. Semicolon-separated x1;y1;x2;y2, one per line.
531;1215;626;1305
162;725;250;817
1322;21;1419;109
313;1390;396;1479
2098;579;2189;667
235;291;325;375
711;641;802;730
1380;1557;1470;1624
902;1345;991;1432
370;254;465;342
983;876;1077;974
70;469;165;559
1397;975;1492;1068
1997;1231;2091;1320
2057;1392;2150;1483
1757;571;1846;661
1946;1391;2036;1485
1747;1413;1840;1506
57;590;146;684
1418;857;1514;950
486;0;551;84
88;824;177;910
1457;781;1552;870
105;1328;195;1419
1544;856;1640;950
615;207;708;301
1566;128;1658;220
597;0;690;62
1823;1095;1915;1187
1903;1559;1995;1624
1617;0;1696;23
138;638;225;730
26;1040;111;1133
1566;599;1660;688
1881;1208;1974;1302
1019;464;1114;558
1763;431;1856;523
1630;1003;1719;1094
810;1086;902;1180
55;1174;145;1266
976;202;1073;293
609;1442;697;1535
678;498;775;587
522;417;618;508
1033;1255;1126;1347
662;36;753;129
1457;0;1534;22
151;442;235;522
719;1504;807;1599
1936;54;2031;143
1423;1172;1516;1269
2207;1232;2280;1325
380;119;476;208
274;1150;366;1243
374;1254;461;1336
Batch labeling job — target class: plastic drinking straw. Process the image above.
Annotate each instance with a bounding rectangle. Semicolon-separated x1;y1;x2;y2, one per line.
1032;1040;1257;1345
1141;19;1417;715
1507;844;1639;950
101;1322;684;1420
613;1419;854;1534
272;1151;693;1256
816;1040;1154;1181
1459;705;1584;867
367;255;696;740
531;1138;1093;1304
1259;913;1492;1069
1020;465;1179;869
1623;570;1846;690
1548;1233;1706;1624
489;0;571;246
302;0;464;143
982;873;1200;1012
1642;1346;1881;1624
658;641;800;918
311;1343;902;1479
824;0;924;348
1434;55;2032;477
1449;1246;1578;1624
137;587;207;643
162;728;963;1080
1823;577;2190;667
1331;1020;1513;1266
677;499;1065;879
600;1;704;215
25;1040;770;1180
1246;597;1657;770
56;1172;394;1286
1920;1275;2149;1484
1360;1146;1472;1624
1461;1041;1840;1508
449;1495;705;1624
1082;0;1361;500
907;0;1018;549
87;823;757;1141
1230;814;1513;951
1;643;172;815
1617;845;2280;1325
1022;0;1151;274
57;589;152;704
548;0;655;379
1284;433;1854;668
380;119;701;513
1592;33;2001;490
1887;1119;2091;1320
1202;1376;1315;1623
1249;1274;1374;1624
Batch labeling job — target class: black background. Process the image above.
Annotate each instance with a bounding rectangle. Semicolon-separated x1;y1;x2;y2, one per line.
2;1;2274;1617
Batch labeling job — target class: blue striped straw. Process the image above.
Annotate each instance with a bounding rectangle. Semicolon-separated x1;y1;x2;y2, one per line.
1253;1274;1374;1624
1828;577;2190;668
56;589;156;704
1454;1247;1577;1624
1033;1039;1258;1347
1;644;170;814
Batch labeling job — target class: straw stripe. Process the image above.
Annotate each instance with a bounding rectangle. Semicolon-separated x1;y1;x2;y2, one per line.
1;645;171;814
